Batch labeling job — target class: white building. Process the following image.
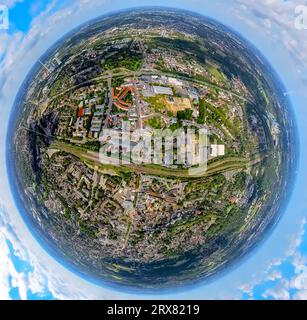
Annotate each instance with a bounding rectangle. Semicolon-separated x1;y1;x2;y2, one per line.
210;144;225;157
168;77;183;87
90;117;102;133
94;105;105;116
84;108;91;115
153;86;173;96
75;117;83;130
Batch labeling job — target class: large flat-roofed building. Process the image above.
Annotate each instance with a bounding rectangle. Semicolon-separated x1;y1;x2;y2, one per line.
142;84;155;97
168;77;183;87
153;86;173;96
84;108;91;116
210;144;225;157
90;117;102;132
94;104;105;116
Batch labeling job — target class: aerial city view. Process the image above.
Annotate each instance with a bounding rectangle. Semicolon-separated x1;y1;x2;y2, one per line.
8;8;296;289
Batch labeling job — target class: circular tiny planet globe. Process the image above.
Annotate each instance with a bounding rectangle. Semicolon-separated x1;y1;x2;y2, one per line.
7;8;297;290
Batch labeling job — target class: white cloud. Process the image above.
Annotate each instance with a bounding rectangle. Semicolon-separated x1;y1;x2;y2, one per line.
2;0;24;9
263;280;290;300
293;290;307;300
266;270;282;281
0;203;90;299
1;200;130;299
238;218;307;300
231;0;307;96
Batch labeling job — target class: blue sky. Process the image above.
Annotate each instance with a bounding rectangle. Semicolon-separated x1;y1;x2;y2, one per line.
9;0;48;31
1;0;307;300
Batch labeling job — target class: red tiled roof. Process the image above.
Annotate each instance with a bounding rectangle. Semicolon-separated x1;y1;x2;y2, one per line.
77;107;84;117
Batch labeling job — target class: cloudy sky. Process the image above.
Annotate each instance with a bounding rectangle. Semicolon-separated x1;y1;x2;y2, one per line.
1;0;307;300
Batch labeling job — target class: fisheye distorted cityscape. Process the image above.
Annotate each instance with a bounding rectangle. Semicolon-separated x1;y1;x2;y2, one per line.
0;0;307;301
